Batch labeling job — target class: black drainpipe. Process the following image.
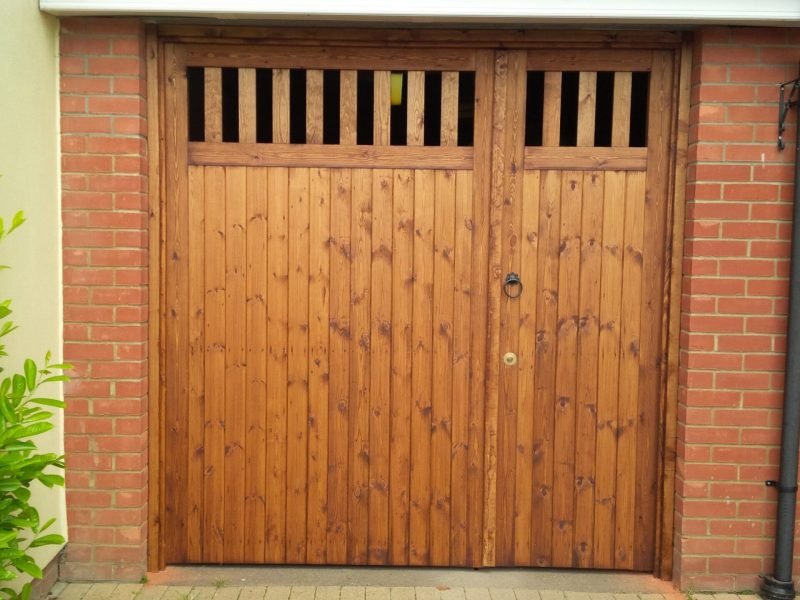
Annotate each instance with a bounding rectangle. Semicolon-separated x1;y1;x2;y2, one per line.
761;75;800;600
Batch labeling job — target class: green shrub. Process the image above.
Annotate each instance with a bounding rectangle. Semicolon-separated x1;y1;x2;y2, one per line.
0;212;68;600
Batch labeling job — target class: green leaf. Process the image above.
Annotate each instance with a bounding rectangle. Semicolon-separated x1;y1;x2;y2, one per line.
7;212;25;236
26;398;64;409
36;474;64;488
11;557;41;579
0;307;9;321
38;518;55;533
39;375;69;384
20;582;32;600
29;534;64;548
23;360;36;392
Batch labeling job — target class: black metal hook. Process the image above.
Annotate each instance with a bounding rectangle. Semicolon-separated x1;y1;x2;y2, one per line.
502;272;523;299
778;77;799;151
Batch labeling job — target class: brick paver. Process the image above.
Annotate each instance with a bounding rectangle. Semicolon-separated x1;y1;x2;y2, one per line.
51;585;694;600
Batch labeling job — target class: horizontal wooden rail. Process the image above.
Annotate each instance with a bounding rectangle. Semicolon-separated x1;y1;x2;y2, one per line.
189;142;474;169
524;146;647;171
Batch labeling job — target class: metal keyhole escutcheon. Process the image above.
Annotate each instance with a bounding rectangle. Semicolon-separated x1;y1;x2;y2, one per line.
503;272;523;299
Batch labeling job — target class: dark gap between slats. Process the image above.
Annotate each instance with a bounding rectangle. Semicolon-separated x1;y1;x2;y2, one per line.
255;68;273;143
290;68;307;144
187;67;205;142
559;71;579;147
458;71;476;147
323;70;341;145
390;71;408;146
594;71;614;147
221;67;239;143
357;70;374;145
424;71;442;147
630;71;650;148
524;71;545;147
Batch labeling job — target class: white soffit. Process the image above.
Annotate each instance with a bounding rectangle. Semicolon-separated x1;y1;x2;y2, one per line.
38;0;800;25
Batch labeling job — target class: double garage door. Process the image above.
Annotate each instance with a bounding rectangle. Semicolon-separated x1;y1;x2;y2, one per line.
160;36;677;572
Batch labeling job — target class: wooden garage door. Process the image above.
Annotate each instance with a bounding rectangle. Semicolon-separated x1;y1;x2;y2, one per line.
162;44;494;566
160;41;676;570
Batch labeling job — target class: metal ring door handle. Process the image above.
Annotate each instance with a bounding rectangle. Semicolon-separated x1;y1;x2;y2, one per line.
503;272;523;299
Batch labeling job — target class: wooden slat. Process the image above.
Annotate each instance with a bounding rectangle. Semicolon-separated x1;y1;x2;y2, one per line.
340;71;357;146
577;72;597;147
306;69;324;144
614;171;645;570
407;72;425;147
659;41;692;580
573;171;604;568
186;166;206;563
182;43;477;72
531;169;561;567
513;170;540;566
431;169;456;565
592;170;626;568
164;54;190;564
612;72;632;148
202;166;226;562
524;147;647;171
307;167;331;564
389;169;414;565
441;72;459;147
495;49;527;566
468;50;494;567
410;169;435;566
450;169;473;565
374;71;391;146
239;68;257;143
551;171;582;567
636;50;674;572
272;69;290;144
349;168;372;564
525;49;654;73
189;142;474;170
286;167;310;563
541;72;562;147
266;166;289;563
327;168;352;563
244;167;268;562
204;67;222;143
368;169;392;564
224;166;248;562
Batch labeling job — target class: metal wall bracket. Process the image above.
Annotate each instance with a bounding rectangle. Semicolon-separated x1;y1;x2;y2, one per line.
778;77;800;151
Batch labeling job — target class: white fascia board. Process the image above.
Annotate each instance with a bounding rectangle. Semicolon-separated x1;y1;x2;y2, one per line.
38;0;800;25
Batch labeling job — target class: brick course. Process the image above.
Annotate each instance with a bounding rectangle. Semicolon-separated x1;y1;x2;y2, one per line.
677;27;800;591
60;17;149;581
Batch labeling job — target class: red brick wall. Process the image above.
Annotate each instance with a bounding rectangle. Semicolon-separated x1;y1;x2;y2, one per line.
60;18;149;581
677;27;800;591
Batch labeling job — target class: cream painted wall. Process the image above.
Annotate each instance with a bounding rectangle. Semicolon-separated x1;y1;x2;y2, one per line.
0;0;66;577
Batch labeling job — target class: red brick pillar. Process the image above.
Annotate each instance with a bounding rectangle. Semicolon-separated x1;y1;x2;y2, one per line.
677;27;800;591
60;18;149;581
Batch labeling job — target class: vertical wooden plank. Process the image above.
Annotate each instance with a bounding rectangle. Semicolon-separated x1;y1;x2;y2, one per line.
531;169;561;567
573;171;604;568
410;169;434;566
374;71;391;146
369;169;393;564
577;72;597;147
440;72;459;147
541;72;562;147
203;166;226;563
306;69;324;144
612;72;632;148
468;50;493;567
615;171;645;570
204;67;222;143
407;72;425;147
431;169;456;566
273;69;290;144
266;166;289;563
513;170;540;566
349;168;372;564
482;51;508;568
224;166;248;562
660;41;692;581
551;171;581;568
244;167;268;562
340;71;357;145
164;75;189;561
307;167;331;564
592;171;625;569
495;50;527;566
239;68;257;144
390;168;414;565
327;169;352;563
450;170;473;566
186;166;206;563
286;167;310;563
636;51;674;571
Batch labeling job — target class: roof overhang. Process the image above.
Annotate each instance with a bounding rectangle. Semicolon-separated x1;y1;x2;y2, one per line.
38;0;800;26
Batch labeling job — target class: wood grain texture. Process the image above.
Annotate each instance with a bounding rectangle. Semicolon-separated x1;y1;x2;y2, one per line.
541;72;562;147
239;68;257;143
306;70;324;144
612;72;633;148
340;71;357;146
374;72;391;146
204;67;222;143
407;72;425;147
577;72;597;147
273;69;290;144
